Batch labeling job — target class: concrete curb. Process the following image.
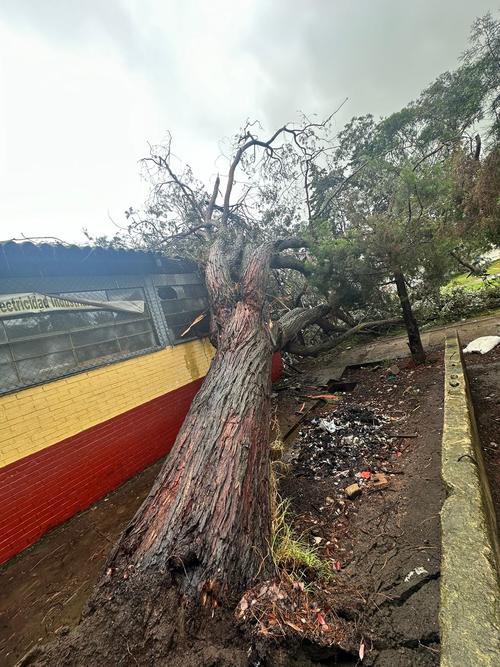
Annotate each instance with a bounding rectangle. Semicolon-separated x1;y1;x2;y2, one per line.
440;333;500;666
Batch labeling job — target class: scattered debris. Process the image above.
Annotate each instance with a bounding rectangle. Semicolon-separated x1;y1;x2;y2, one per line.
291;405;396;484
345;483;362;499
387;364;400;376
404;566;429;582
463;335;500;355
370;472;389;490
236;577;352;647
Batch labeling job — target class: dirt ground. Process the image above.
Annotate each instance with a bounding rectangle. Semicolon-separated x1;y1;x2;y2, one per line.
0;462;161;666
1;353;445;666
279;352;444;665
464;344;500;525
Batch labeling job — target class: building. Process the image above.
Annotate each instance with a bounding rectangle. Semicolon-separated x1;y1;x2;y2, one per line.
0;242;282;564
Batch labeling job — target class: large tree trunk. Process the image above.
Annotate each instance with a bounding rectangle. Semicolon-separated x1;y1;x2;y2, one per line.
25;237;382;666
107;305;274;601
26;240;282;666
393;269;426;364
107;239;276;602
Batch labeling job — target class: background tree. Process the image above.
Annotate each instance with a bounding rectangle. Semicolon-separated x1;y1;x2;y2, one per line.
306;13;500;364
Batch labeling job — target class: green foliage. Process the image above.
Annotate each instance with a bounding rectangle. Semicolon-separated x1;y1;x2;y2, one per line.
437;283;500;323
272;499;333;582
307;13;500;328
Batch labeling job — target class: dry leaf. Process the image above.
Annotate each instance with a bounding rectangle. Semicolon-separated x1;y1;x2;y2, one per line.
316;612;326;625
359;640;365;661
284;620;303;633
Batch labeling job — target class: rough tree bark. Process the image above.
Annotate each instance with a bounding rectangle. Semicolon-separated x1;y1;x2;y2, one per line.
105;239;278;602
26;237;336;667
393;269;426;364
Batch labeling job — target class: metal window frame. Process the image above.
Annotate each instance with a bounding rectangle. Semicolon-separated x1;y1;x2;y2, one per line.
152;273;209;345
0;270;209;395
0;274;166;395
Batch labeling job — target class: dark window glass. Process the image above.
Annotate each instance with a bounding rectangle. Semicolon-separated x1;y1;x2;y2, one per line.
0;362;19;389
71;325;117;346
0;287;158;393
107;288;145;301
118;331;155;354
0;344;12;364
4;316;41;340
182;284;207;298
75;340;121;363
156;278;209;343
161;297;207;315
11;333;72;359
17;351;75;382
115;320;152;337
157;286;178;300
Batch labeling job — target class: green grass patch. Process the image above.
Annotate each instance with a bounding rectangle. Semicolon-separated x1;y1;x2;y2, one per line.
443;259;500;292
272;498;333;582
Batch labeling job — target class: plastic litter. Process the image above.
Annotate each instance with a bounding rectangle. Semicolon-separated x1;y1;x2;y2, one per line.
404;566;428;582
463;335;500;355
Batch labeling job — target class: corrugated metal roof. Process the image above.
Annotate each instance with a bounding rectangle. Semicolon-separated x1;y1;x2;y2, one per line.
0;241;198;278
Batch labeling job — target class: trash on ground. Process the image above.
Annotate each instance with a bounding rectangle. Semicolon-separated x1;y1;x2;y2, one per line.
370;472;389;490
404;566;428;582
463;335;500;355
345;483;362;499
292;405;396;483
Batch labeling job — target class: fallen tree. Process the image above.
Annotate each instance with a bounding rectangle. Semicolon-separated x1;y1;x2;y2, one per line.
27;120;401;667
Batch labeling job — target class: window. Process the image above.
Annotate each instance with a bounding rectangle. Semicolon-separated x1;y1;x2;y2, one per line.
156;283;210;342
0;287;158;393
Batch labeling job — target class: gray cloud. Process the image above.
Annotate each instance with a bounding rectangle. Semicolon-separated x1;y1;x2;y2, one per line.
0;0;496;243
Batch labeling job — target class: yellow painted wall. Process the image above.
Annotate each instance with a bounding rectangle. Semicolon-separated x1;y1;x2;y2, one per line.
0;339;214;469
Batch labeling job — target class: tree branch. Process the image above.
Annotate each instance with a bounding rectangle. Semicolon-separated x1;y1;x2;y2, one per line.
270;254;311;276
285;318;403;356
205;175;220;225
274;237;309;251
273;304;330;351
449;250;486;276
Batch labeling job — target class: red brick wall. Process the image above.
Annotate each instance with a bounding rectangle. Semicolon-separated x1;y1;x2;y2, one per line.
0;353;282;564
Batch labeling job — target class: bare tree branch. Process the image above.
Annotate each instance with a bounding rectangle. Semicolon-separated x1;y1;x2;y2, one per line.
270;254;311;276
205;175;220;225
285;318;403;356
273;304;330;350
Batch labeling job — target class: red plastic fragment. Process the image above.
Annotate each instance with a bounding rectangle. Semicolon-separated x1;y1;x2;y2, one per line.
316;612;326;625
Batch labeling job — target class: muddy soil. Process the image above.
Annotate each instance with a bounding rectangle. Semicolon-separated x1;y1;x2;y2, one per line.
464;344;500;525
1;354;445;667
0;462;161;666
280;352;444;665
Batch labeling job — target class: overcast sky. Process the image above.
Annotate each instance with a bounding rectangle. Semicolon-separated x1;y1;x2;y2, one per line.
0;0;496;244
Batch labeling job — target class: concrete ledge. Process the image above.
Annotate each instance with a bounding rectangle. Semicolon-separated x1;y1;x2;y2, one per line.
440;334;500;666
